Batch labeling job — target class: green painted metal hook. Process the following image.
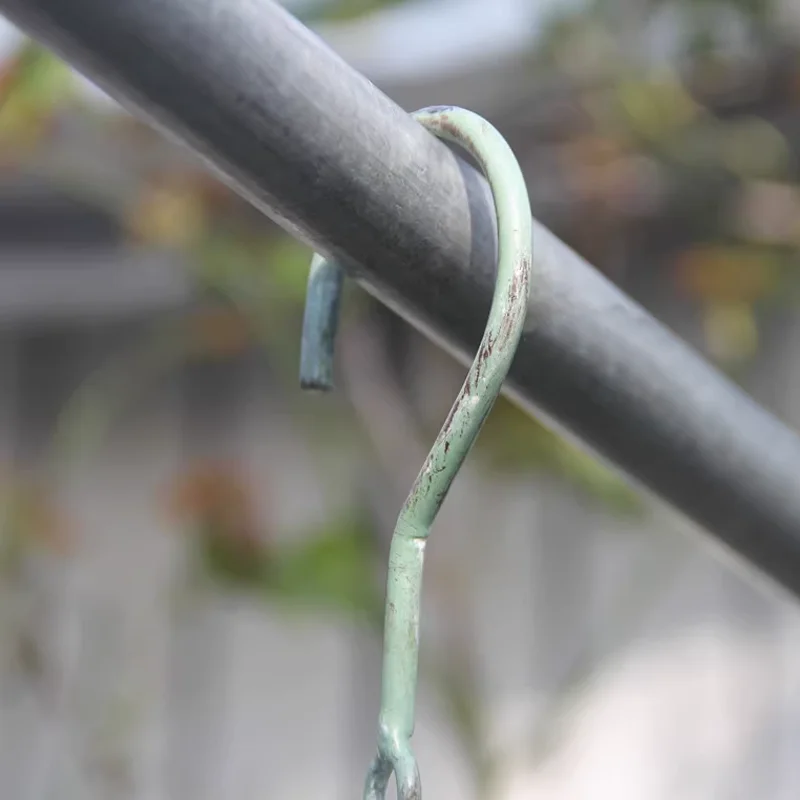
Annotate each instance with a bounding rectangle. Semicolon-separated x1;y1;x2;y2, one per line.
299;106;532;799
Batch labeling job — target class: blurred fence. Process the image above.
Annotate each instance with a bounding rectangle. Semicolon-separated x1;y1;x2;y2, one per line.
1;324;800;798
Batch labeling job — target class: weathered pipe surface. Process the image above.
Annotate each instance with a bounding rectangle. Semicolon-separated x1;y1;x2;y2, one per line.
3;0;800;596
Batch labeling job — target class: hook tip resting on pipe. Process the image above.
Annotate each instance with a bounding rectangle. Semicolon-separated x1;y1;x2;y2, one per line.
299;252;345;391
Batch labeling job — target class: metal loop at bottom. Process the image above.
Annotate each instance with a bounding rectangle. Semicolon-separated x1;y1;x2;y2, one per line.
363;744;420;800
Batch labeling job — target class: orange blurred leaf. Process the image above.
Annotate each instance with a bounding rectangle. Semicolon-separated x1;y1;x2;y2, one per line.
188;309;252;359
0;470;73;556
164;461;264;548
674;245;781;303
125;176;207;248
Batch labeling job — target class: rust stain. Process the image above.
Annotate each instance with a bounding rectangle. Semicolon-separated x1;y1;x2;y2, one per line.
440;396;460;434
437;116;476;151
474;333;495;384
499;262;529;346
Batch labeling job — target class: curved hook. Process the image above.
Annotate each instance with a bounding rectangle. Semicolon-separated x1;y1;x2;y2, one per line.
299;106;532;799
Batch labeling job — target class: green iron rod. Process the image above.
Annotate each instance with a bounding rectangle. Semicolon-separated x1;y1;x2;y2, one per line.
299;252;344;391
301;106;532;800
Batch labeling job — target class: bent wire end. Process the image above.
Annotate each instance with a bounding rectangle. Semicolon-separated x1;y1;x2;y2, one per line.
299;253;345;391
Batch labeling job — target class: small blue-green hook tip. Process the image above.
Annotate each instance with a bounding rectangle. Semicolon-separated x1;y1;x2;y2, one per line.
299;253;345;392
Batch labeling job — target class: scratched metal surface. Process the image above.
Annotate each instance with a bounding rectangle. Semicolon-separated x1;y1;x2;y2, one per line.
3;0;800;597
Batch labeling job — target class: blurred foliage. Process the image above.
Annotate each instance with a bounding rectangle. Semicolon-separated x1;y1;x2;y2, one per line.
166;462;383;622
0;22;740;525
54;307;256;467
477;397;642;514
4;3;800;795
0;42;76;161
535;0;800;368
265;515;381;619
0;471;71;572
2;0;794;634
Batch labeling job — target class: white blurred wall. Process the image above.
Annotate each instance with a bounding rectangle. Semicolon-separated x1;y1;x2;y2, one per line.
0;318;799;800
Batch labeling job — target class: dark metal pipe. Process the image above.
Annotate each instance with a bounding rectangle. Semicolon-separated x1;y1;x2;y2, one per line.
3;0;800;595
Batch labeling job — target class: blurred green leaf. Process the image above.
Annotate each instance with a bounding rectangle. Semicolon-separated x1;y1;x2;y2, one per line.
554;445;643;515
703;299;759;364
0;42;74;108
195;509;382;623
477;397;642;514
720;117;791;179
266;514;382;621
198;524;269;587
616;73;700;143
260;235;315;305
0;42;75;152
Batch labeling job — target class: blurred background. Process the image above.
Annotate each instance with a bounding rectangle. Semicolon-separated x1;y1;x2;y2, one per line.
1;0;800;797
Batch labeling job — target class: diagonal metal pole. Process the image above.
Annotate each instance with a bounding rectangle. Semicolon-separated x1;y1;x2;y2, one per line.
3;0;800;596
